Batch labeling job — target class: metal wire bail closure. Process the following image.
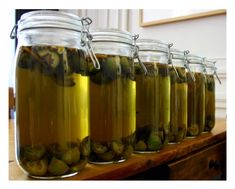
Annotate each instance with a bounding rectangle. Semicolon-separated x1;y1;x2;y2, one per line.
168;43;180;78
80;17;100;70
203;58;222;84
10;24;18;39
133;34;147;75
214;67;222;84
184;50;196;82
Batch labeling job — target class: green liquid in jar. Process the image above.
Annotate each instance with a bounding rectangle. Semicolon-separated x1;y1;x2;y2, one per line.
187;72;206;137
169;66;188;143
88;54;135;163
135;63;170;152
205;74;215;131
16;46;89;178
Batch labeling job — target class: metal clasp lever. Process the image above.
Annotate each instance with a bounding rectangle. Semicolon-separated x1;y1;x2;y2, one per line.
80;17;100;70
10;24;18;39
133;34;147;75
184;50;195;82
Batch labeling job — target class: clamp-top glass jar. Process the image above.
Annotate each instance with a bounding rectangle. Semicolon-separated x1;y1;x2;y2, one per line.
88;28;136;164
12;10;92;179
204;59;220;132
168;49;188;143
134;39;170;152
186;55;206;137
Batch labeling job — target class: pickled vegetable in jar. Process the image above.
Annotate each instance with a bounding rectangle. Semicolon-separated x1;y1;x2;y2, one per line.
168;49;188;143
204;59;219;132
134;39;170;152
186;55;206;137
12;11;92;179
88;28;136;164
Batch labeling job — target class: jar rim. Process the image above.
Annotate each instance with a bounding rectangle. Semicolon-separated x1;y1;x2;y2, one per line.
17;10;83;34
90;28;133;45
187;54;203;64
170;48;186;60
136;38;169;53
204;58;216;68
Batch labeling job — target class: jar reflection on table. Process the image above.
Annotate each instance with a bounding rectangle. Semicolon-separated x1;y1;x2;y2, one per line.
186;55;206;137
14;11;91;179
134;39;170;153
88;28;136;164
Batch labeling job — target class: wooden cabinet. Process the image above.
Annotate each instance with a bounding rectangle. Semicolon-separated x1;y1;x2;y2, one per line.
9;119;226;180
168;141;226;180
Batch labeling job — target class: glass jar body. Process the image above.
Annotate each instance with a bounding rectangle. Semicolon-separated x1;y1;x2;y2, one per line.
134;51;170;152
169;60;188;143
15;26;90;178
88;41;136;164
205;67;216;132
186;64;206;137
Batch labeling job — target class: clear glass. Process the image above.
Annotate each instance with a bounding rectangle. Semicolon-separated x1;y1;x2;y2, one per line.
88;29;136;164
186;59;206;137
15;11;89;179
134;39;170;153
205;67;216;132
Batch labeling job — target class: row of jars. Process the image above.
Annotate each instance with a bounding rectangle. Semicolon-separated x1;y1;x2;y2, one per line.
12;10;220;179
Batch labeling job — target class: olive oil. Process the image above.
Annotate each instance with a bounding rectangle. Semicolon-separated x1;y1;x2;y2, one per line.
187;72;206;137
169;66;188;143
88;54;136;163
16;46;90;177
135;63;170;152
205;74;215;131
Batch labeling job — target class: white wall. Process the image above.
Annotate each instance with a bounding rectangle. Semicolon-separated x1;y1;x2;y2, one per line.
62;9;227;118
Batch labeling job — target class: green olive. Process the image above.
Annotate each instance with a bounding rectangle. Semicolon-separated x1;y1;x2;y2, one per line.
187;124;199;136
147;133;162;151
92;142;108;154
120;57;131;74
134;140;147;151
111;140;124;155
70;159;87;172
23;145;46;161
123;145;133;159
25;158;48;176
98;151;115;162
158;64;169;77
103;56;119;77
123;133;136;144
61;147;80;165
80;137;90;157
135;63;142;75
37;49;59;69
176;129;185;142
48;157;69;176
90;55;119;84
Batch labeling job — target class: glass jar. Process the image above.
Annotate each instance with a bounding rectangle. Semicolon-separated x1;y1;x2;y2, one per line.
186;55;206;137
204;59;218;132
168;49;188;143
134;39;170;153
12;11;92;179
88;28;136;164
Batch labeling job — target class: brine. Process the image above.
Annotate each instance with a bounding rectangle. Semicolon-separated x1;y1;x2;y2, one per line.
88;54;135;163
134;63;170;152
205;74;215;131
187;72;206;137
15;46;90;178
169;66;187;143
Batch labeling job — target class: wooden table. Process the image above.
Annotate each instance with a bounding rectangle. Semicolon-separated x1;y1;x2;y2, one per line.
9;119;226;180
